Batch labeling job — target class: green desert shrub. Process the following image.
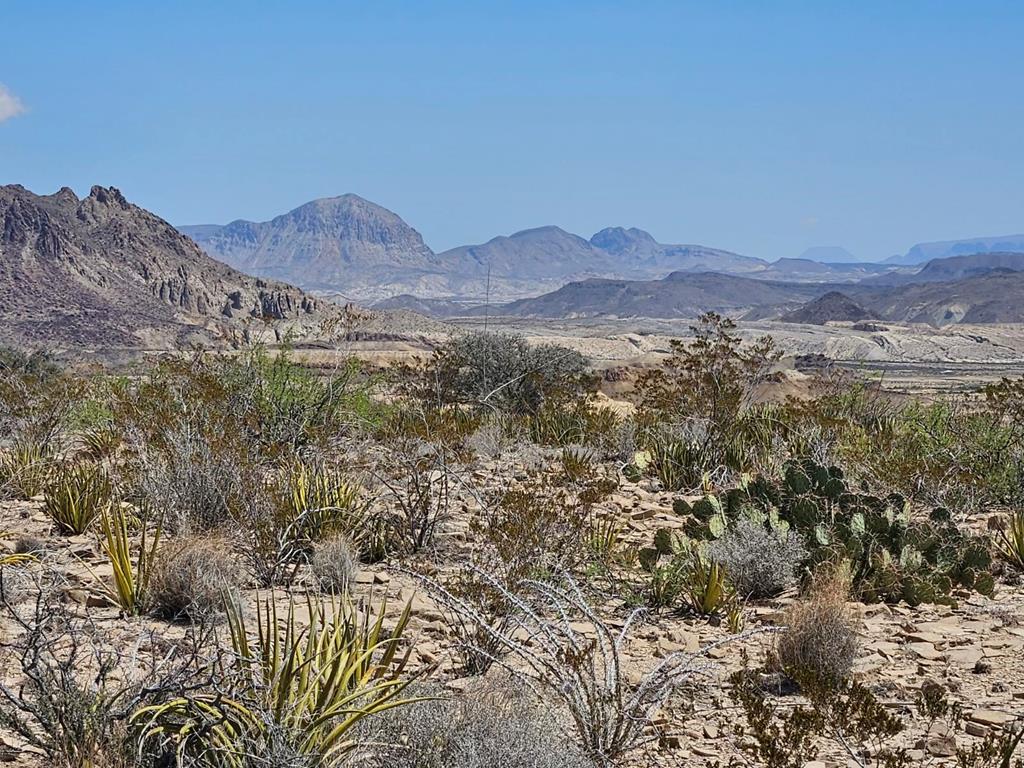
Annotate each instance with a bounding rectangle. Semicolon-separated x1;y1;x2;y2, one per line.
421;331;590;414
635;313;780;474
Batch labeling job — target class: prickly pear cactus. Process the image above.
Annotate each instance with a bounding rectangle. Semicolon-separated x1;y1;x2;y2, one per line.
668;457;997;606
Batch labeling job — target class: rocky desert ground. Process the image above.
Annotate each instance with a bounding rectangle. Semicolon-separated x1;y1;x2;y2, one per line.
1;315;1023;768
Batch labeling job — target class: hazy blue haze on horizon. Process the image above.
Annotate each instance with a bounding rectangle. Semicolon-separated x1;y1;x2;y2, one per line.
1;1;1022;262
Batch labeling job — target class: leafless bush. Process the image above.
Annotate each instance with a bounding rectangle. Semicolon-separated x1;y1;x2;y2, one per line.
419;564;517;676
13;534;46;555
374;441;454;554
0;578;214;768
352;682;594;768
427;569;767;764
149;537;241;621
708;519;807;599
775;569;859;688
131;421;250;532
310;534;359;593
0;566;33;604
610;419;638;464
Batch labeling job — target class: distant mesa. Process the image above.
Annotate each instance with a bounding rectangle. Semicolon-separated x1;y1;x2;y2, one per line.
886;235;1024;265
797;246;857;264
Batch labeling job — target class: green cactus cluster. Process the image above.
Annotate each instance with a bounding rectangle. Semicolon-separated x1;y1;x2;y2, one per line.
665;459;995;607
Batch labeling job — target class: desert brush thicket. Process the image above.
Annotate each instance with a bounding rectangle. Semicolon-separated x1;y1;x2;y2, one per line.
0;326;1021;768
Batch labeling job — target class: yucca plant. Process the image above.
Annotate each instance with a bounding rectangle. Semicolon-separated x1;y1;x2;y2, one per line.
286;459;366;540
94;505;162;614
0;442;53;500
43;463;113;534
647;558;687;610
561;446;596;483
77;421;121;461
997;509;1024;570
587;511;625;563
651;438;708;492
132;594;416;767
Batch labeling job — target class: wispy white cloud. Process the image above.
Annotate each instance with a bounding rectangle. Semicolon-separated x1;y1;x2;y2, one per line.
0;84;26;123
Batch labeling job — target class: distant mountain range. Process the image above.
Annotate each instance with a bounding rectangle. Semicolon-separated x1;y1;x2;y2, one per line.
0;184;333;348
182;197;773;302
797;246;857;263
391;248;1024;327
5;183;1024;348
183;195;1024;308
885;235;1024;265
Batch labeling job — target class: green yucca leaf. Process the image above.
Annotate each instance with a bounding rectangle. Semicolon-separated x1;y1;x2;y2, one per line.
43;463;112;534
997;509;1024;569
136;591;419;766
94;504;162;614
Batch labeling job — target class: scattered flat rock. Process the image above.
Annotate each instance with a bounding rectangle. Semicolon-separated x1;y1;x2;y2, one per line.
969;708;1017;727
909;642;945;660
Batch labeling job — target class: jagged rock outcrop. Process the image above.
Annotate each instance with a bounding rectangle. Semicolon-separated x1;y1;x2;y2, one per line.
0;184;333;348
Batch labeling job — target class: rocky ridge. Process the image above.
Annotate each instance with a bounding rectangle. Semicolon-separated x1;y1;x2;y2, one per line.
0;184;334;348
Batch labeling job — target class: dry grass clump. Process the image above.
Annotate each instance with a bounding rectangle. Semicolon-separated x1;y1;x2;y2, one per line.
13;534;46;556
352;682;593;768
464;416;515;458
148;537;240;621
310;534;359;593
708;518;807;599
775;568;859;687
0;566;33;604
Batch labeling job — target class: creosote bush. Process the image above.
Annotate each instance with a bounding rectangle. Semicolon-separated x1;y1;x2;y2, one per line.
404;331;590;415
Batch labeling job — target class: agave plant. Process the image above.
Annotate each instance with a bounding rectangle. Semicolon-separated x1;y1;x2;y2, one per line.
43;463;113;534
131;594;416;767
681;547;736;617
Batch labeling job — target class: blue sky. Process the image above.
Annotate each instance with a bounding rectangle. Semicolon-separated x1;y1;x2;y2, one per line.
1;1;1022;261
